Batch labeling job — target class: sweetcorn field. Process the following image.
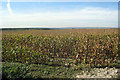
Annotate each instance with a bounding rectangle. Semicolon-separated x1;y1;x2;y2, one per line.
2;29;120;68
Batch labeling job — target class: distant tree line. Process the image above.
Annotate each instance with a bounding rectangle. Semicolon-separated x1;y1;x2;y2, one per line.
1;28;58;31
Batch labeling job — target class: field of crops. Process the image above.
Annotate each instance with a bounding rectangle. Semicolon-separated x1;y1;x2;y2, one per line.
2;29;120;68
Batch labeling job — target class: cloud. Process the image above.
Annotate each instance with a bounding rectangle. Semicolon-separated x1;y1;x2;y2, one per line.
1;7;118;28
2;0;120;2
7;0;13;15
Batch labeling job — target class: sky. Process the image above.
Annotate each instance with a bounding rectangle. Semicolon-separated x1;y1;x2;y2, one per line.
1;0;120;2
0;1;119;28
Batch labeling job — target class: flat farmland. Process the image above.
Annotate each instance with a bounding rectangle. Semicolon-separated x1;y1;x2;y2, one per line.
2;28;120;79
2;28;118;36
2;28;120;66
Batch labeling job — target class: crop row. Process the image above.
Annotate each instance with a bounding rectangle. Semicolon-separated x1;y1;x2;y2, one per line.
2;33;120;67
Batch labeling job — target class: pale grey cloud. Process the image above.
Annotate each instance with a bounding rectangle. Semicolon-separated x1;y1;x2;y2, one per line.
1;7;118;28
2;0;120;2
7;0;13;16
